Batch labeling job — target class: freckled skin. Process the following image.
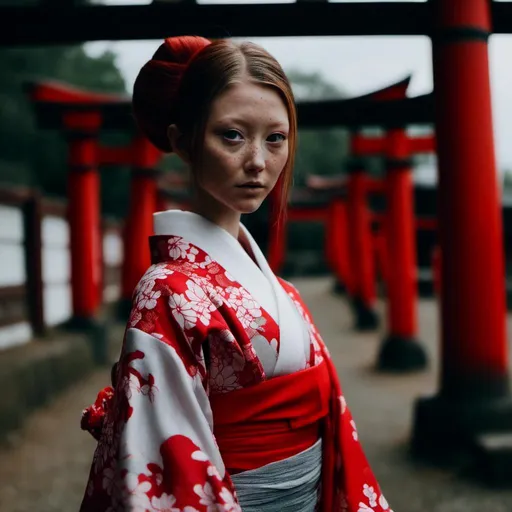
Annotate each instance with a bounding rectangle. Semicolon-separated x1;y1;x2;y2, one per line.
190;79;290;236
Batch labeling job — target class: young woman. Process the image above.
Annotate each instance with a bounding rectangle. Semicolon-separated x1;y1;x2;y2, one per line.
80;36;392;512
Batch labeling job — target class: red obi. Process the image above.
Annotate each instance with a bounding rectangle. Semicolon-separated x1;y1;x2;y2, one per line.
209;361;331;474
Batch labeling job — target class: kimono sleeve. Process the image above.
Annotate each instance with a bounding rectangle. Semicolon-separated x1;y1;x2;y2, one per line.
80;267;240;512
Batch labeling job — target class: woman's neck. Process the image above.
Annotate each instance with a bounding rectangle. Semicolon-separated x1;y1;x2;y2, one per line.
190;191;241;239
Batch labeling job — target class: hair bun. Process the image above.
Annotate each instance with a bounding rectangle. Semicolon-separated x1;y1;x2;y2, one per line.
132;35;211;153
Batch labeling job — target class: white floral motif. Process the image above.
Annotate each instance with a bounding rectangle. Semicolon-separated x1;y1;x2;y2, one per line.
197;255;213;269
191;449;209;462
169;293;198;329
135;281;161;311
126;480;153;511
357;504;374;512
225;287;262;329
134;264;171;293
219;487;242;511
351;419;359;441
186;280;220;325
150;493;180;512
133;265;174;314
224;271;236;281
207;465;222;480
136;265;174;291
363;484;378;507
186;246;199;262
167;237;191;260
379;494;390;510
194;483;218;512
225;287;244;308
339;396;347;414
129;309;142;327
241;297;261;318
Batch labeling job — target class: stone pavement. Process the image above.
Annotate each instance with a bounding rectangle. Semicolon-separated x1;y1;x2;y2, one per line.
0;277;511;512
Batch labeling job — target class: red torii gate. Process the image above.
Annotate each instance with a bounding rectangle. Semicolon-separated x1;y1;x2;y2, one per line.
344;77;411;332
267;77;412;315
24;0;512;475
27;81;162;326
350;129;436;371
413;1;512;469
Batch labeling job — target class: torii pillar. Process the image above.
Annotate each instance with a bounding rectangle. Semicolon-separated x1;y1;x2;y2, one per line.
345;158;379;330
120;135;161;314
413;0;512;472
65;111;103;325
352;130;431;369
98;133;162;317
326;195;352;295
379;128;428;371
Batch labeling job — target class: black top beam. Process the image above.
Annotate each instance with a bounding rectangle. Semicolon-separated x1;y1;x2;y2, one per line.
0;3;430;46
298;93;434;128
491;2;512;35
4;2;512;46
31;92;434;130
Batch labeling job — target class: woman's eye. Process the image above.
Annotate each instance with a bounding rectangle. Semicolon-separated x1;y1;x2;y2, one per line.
223;130;243;142
267;133;286;143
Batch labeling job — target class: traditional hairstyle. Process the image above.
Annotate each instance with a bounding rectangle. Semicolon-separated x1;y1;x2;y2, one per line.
132;35;297;213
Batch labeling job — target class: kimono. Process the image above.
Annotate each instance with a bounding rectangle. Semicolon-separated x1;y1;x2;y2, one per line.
80;210;392;512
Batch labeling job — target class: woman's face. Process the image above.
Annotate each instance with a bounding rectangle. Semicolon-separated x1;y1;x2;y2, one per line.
193;78;290;217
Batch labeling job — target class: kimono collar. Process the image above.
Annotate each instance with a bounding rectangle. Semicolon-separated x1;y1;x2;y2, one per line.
153;210;278;323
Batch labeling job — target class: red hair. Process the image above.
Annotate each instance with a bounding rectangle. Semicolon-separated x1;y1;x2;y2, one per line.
132;35;297;217
132;36;211;153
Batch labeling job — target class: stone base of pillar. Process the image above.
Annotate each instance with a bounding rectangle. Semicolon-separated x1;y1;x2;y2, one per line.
351;297;379;331
332;279;347;296
377;335;428;371
64;316;109;365
412;392;512;486
473;432;512;488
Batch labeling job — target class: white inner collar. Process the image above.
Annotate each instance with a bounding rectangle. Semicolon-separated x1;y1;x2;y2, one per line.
153;210;278;323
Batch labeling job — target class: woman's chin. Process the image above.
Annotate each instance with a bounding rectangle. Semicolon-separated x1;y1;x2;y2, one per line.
234;198;265;215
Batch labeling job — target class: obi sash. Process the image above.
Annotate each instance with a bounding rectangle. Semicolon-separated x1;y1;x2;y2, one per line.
209;360;331;474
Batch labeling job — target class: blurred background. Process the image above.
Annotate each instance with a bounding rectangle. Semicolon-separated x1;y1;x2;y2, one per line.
2;1;512;511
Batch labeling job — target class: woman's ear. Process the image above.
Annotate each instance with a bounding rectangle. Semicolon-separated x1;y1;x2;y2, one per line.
167;124;190;164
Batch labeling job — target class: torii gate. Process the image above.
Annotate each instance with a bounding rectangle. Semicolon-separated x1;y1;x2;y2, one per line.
27;81;163;325
21;0;512;475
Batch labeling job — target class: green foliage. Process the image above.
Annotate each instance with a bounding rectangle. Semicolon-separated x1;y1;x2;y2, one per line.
285;69;351;185
277;69;352;274
0;43;127;210
503;169;512;191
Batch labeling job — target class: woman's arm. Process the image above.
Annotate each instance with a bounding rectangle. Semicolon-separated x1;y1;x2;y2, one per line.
80;265;240;512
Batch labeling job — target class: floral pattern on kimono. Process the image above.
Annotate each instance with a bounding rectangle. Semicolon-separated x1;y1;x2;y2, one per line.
80;231;392;512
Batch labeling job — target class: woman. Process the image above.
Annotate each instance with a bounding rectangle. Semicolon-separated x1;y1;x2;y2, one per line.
80;36;392;512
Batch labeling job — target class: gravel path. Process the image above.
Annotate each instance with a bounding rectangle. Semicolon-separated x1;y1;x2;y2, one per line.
0;277;511;512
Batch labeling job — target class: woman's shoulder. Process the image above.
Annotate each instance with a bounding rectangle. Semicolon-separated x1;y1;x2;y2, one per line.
276;276;301;299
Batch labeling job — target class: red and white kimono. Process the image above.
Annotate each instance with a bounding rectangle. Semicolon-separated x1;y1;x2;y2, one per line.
80;210;392;512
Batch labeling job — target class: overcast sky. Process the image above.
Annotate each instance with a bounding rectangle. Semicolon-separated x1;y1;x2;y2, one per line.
85;0;512;179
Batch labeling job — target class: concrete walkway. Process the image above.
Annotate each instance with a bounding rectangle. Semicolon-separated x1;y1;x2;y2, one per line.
0;277;511;511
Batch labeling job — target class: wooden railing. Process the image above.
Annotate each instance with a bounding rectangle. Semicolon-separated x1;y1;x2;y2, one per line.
0;188;33;349
0;186;123;350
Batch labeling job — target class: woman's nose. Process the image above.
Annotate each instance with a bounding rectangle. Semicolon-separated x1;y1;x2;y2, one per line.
244;143;266;173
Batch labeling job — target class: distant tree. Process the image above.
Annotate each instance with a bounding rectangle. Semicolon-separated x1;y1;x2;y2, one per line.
285;69;351;186
0;42;127;214
503;169;512;189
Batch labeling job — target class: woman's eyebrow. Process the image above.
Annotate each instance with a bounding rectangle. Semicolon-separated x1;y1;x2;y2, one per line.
213;117;289;130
